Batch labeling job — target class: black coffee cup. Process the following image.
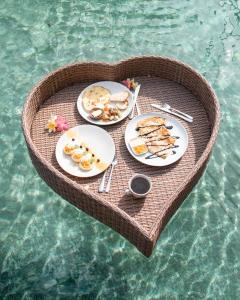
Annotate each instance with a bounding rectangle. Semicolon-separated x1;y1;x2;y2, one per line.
126;174;152;198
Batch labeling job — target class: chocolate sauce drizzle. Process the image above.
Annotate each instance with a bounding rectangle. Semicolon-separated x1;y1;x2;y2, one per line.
138;125;173;137
136;124;166;130
135;122;180;159
146;135;180;146
146;135;179;142
145;145;179;159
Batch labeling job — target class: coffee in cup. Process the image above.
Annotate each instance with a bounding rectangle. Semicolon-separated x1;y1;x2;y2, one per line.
126;174;152;198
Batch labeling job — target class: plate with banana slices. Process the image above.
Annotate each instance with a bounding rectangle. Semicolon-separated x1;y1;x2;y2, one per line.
77;81;134;125
125;112;188;167
56;125;115;177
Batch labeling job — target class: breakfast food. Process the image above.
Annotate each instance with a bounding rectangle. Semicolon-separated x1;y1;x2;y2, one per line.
95;159;108;171
137;116;165;128
129;137;148;156
129;117;179;159
71;147;86;162
110;91;129;102
116;100;128;110
63;136;107;172
101;106;121;121
63;140;80;155
82;85;130;123
78;153;94;171
83;86;111;111
89;107;104;120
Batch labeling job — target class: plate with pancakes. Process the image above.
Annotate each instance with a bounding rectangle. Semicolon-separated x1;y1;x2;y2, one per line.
125;112;188;167
56;125;115;177
77;81;134;125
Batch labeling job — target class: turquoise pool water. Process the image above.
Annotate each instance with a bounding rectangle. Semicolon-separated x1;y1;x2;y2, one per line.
0;0;240;299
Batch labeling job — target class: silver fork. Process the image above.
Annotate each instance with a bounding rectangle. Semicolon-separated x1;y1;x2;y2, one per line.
98;167;109;193
161;103;193;121
105;156;118;193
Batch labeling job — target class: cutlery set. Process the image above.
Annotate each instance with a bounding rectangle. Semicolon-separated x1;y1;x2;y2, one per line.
129;85;141;119
129;84;193;123
151;103;193;123
99;156;118;193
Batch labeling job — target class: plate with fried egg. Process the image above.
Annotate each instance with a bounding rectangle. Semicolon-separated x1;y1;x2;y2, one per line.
77;81;134;125
56;125;115;177
125;112;188;167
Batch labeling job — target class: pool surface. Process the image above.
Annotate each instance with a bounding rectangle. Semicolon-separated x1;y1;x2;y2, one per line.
0;0;240;299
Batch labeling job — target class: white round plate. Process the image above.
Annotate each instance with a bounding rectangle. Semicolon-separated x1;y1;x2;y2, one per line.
77;81;133;125
56;125;115;177
125;112;188;167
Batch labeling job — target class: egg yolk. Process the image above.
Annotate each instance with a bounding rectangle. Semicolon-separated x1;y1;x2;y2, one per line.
133;144;147;155
81;160;91;168
72;153;82;161
64;145;75;154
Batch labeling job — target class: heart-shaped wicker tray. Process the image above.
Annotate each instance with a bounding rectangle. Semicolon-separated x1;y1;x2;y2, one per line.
22;56;220;257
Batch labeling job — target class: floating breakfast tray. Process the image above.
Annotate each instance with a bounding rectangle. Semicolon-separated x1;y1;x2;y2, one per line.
22;56;220;257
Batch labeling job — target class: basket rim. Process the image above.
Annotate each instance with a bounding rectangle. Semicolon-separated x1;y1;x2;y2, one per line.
21;55;221;242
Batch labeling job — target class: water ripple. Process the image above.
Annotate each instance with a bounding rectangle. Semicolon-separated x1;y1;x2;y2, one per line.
0;0;240;299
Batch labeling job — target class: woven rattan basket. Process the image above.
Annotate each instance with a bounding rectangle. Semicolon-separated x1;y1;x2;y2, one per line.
22;56;220;257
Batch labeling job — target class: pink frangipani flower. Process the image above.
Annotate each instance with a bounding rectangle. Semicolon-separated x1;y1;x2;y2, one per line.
56;115;69;132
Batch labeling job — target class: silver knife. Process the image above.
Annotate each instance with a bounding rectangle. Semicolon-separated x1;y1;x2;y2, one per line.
151;104;193;123
129;85;141;119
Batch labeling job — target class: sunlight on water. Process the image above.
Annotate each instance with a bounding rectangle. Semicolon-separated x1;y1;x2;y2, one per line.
0;0;240;299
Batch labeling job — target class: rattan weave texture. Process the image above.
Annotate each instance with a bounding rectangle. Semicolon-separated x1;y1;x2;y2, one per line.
22;57;220;256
